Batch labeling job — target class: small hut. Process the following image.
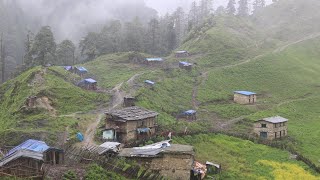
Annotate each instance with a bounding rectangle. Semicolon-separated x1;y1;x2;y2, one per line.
74;67;88;77
63;66;74;72
0;139;64;178
78;78;97;90
144;80;155;87
180;110;197;121
179;61;193;70
175;51;189;58
234;91;256;104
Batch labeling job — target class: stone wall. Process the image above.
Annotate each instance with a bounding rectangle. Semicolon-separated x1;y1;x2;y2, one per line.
234;94;256;104
134;154;194;180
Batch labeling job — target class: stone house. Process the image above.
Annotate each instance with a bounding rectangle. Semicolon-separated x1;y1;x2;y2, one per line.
119;141;195;180
234;91;256;104
253;116;288;140
105;106;158;143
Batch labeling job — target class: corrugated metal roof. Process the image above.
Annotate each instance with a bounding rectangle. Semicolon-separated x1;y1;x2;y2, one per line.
64;66;72;71
0;150;44;167
260;116;288;123
0;139;53;167
176;51;188;53
119;143;194;157
145;80;155;85
6;139;49;157
234;91;256;96
85;78;97;83
106;106;158;121
76;66;88;72
183;110;196;115
179;61;192;66
145;58;164;62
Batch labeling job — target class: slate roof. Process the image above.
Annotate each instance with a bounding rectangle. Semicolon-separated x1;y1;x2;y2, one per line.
106;106;159;121
234;91;256;96
260;116;288;123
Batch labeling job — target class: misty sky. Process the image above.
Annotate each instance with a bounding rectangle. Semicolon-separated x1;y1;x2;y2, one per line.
146;0;273;15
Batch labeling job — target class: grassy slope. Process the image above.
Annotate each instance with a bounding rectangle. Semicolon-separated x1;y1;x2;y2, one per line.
0;66;109;145
82;53;148;89
175;134;318;180
197;37;320;165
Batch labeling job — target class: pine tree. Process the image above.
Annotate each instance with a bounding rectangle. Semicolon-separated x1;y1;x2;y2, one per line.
56;40;76;66
227;0;236;15
0;33;5;83
238;0;249;17
188;1;199;30
30;26;56;66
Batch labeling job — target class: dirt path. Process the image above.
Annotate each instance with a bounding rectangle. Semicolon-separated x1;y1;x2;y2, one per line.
192;71;208;109
79;72;143;146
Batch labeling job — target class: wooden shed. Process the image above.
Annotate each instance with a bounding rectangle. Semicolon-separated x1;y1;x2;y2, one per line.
234;91;256;104
105;106;158;143
0;139;64;179
119;141;195;180
78;78;97;90
253;116;288;140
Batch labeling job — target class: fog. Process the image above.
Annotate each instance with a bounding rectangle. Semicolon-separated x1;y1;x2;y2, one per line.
13;0;273;42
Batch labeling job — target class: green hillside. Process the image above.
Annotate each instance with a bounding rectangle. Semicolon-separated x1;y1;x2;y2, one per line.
0;66;109;145
175;134;318;180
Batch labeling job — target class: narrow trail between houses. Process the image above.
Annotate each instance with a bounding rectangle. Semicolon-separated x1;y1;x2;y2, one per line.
80;72;143;146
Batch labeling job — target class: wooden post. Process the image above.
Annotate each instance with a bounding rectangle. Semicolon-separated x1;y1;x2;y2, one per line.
52;151;56;165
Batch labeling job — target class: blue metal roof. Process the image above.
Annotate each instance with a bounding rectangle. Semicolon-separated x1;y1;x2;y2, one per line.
145;58;164;62
145;80;155;85
64;66;72;71
179;61;192;66
183;110;196;115
85;78;97;83
234;91;256;96
5;139;50;157
76;66;88;73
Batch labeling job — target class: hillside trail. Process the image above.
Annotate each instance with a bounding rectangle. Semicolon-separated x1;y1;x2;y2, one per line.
79;72;142;146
